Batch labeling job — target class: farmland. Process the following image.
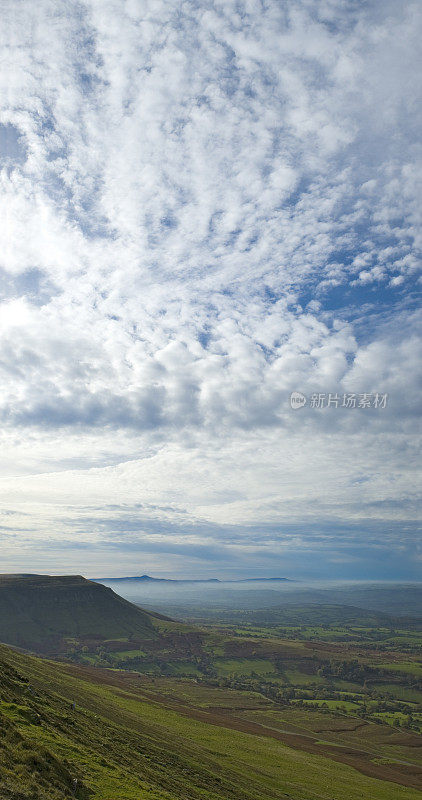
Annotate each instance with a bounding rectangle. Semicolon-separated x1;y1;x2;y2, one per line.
52;601;422;737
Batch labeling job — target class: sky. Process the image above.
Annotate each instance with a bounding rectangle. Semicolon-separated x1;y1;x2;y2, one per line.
0;0;421;580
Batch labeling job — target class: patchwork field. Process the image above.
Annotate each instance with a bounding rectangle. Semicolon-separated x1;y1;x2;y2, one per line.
52;599;422;737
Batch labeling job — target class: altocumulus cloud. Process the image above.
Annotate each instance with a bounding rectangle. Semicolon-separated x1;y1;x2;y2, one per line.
0;0;420;577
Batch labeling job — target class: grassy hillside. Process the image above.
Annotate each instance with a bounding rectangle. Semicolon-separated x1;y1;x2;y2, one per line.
0;574;157;652
1;642;421;800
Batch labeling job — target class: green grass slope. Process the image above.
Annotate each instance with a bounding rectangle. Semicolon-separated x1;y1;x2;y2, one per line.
0;643;421;800
0;574;157;652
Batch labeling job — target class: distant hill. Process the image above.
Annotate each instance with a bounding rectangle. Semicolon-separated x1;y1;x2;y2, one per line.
93;574;291;583
0;574;158;652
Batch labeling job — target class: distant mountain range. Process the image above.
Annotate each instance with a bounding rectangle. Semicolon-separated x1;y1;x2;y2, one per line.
92;574;291;583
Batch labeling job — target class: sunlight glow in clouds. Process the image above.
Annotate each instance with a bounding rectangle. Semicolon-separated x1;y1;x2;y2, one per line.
0;0;421;578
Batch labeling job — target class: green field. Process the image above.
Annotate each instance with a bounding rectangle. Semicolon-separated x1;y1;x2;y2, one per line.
379;661;422;678
214;657;276;676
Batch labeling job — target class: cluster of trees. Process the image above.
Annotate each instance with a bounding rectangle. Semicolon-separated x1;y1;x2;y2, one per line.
317;658;377;682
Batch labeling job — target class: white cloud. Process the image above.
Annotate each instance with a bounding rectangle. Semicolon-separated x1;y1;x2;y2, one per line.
0;0;420;574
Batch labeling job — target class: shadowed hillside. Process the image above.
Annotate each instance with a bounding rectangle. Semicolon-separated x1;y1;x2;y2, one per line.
0;574;157;652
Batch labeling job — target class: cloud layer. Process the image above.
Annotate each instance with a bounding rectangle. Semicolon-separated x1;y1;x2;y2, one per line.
0;0;421;577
